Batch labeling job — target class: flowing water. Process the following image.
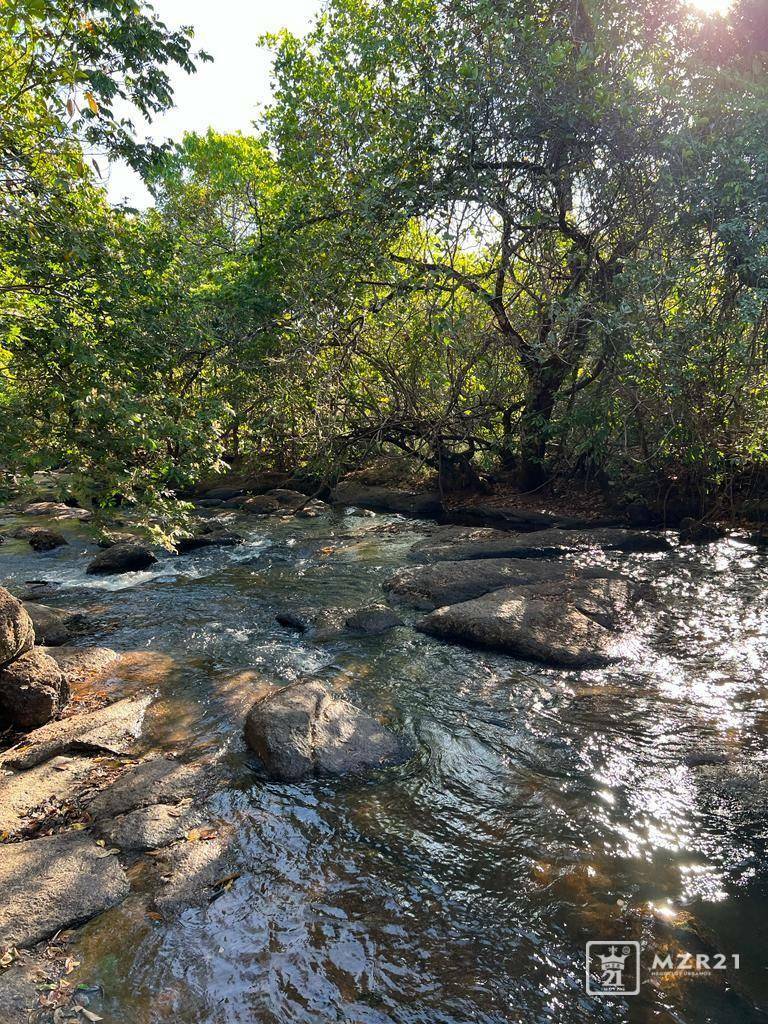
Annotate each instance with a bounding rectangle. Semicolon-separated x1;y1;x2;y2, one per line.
1;506;768;1024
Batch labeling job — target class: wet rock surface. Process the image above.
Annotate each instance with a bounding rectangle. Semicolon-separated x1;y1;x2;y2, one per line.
417;576;638;667
410;525;668;563
43;645;119;684
23;601;86;646
277;604;402;638
86;542;158;575
27;528;69;552
385;558;615;610
244;679;412;781
175;530;243;553
0;832;129;948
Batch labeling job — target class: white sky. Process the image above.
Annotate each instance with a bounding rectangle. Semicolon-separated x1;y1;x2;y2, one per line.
106;0;321;206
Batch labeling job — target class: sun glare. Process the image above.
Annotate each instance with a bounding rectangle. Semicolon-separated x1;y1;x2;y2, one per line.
689;0;732;14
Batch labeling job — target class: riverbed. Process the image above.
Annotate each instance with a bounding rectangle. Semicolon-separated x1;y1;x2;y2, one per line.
1;505;767;1024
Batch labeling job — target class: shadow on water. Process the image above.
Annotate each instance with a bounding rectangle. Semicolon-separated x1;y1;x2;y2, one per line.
1;507;768;1023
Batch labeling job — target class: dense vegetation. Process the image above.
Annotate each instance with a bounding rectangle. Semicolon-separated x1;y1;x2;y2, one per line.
1;0;767;516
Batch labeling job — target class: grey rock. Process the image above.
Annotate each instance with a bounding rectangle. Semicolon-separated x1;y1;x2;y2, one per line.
331;480;443;516
23;502;92;521
96;800;200;851
24;602;85;646
0;588;35;668
265;488;308;506
241;495;281;515
385;559;614;610
417;577;638;668
442;502;556;531
175;530;243;553
0;648;69;728
86;542;158;575
0;695;151;770
678;518;725;545
0;832;129;948
203;487;244;501
152;822;238;910
276;607;350;637
409;526;654;563
87;755;217;819
27;528;68;552
244;679;412;781
345;605;403;634
195;498;223;508
0;755;95;836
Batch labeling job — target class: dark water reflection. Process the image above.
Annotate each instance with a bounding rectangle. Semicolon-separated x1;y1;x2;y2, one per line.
1;508;767;1023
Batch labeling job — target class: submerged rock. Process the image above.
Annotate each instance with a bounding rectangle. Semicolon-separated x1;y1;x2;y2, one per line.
244;679;412;781
175;530;243;553
0;588;35;667
43;644;119;684
410;526;667;563
0;832;129;948
0;648;69;728
417;577;638;668
0;694;151;770
331;480;442;516
385;559;614;610
23;601;85;646
86;542;158;575
276;604;402;638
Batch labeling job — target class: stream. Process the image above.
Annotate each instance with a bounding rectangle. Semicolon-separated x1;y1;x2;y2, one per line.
1;505;767;1024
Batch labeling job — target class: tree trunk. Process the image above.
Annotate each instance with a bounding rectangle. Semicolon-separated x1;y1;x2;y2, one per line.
517;366;565;490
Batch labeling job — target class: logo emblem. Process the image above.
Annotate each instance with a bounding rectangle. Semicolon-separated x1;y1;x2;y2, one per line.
586;941;640;996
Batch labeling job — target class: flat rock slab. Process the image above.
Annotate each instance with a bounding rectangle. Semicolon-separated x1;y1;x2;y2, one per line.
417;577;638;668
409;526;668;563
0;832;129;948
87;755;217;819
385;559;616;610
0;755;95;836
0;695;151;770
244;679;412;781
443;502;557;531
23;602;86;646
331;481;442;516
96;799;200;851
23;502;92;521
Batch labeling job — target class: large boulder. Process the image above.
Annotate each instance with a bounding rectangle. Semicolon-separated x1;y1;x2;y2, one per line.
23;602;85;646
385;559;612;610
416;577;638;668
0;832;129;948
0;588;35;668
0;648;69;728
331;480;443;516
244;680;412;781
27;528;68;552
86;541;157;575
